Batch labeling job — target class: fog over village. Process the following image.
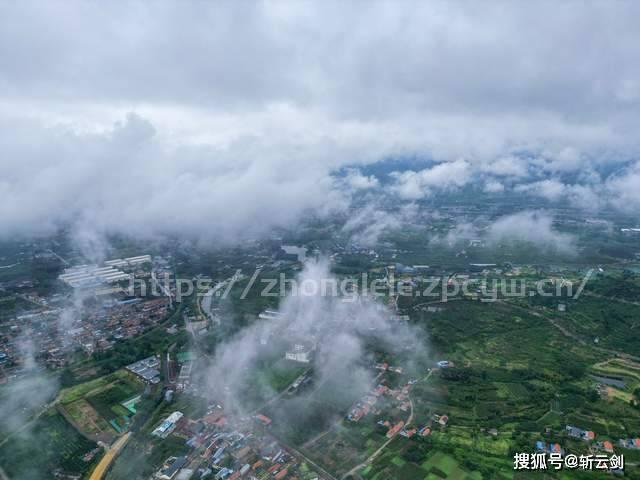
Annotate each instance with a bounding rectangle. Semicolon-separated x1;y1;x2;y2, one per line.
1;2;640;480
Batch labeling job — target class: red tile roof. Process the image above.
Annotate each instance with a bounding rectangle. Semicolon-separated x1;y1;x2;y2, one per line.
386;421;405;438
256;414;272;425
275;468;288;480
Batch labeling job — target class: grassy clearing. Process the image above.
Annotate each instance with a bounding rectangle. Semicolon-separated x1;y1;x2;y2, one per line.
65;398;112;435
60;369;136;404
59;369;144;436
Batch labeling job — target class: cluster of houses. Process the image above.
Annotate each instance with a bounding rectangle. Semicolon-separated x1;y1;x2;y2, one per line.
345;367;452;443
565;425;616;453
0;295;167;373
619;438;640;450
382;420;405;438
347;384;384;422
347;380;413;423
377;413;447;440
65;296;170;354
150;405;319;480
535;425;640;458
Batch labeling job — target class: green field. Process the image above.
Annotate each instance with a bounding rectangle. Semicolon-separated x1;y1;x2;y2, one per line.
360;441;482;480
0;409;100;480
60;369;144;436
305;296;640;479
60;370;126;404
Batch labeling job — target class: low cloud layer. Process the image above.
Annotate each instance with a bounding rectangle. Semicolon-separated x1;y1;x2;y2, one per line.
430;210;577;255
0;114;349;241
0;336;59;434
487;211;577;255
390;160;472;200
197;259;426;419
2;2;640;242
342;203;418;247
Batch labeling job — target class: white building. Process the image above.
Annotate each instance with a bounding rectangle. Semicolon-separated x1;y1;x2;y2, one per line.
285;342;314;363
152;411;184;438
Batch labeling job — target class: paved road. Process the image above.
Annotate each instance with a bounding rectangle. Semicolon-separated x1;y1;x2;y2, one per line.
200;275;239;324
89;432;131;480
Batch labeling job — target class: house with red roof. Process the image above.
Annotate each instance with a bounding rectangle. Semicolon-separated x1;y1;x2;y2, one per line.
386;421;405;438
400;427;417;438
275;468;289;480
255;414;272;426
550;443;563;454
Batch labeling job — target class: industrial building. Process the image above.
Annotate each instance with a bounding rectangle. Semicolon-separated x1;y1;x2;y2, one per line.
58;265;131;288
126;355;161;384
152;411;184;438
58;255;152;289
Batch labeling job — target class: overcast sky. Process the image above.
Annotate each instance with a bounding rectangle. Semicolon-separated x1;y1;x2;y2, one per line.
1;1;639;241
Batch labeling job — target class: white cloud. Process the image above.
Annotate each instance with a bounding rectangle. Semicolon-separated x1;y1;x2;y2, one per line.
605;163;640;212
342;202;417;247
343;168;379;190
481;156;529;177
0;114;350;242
487;211;577;254
390;160;472;199
198;259;426;415
483;179;505;193
515;179;567;201
1;2;640;239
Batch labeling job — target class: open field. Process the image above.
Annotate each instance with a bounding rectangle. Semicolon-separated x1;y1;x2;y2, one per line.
60;369;136;404
0;408;100;480
60;369;144;437
65;399;112;436
299;298;640;478
359;440;483;480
